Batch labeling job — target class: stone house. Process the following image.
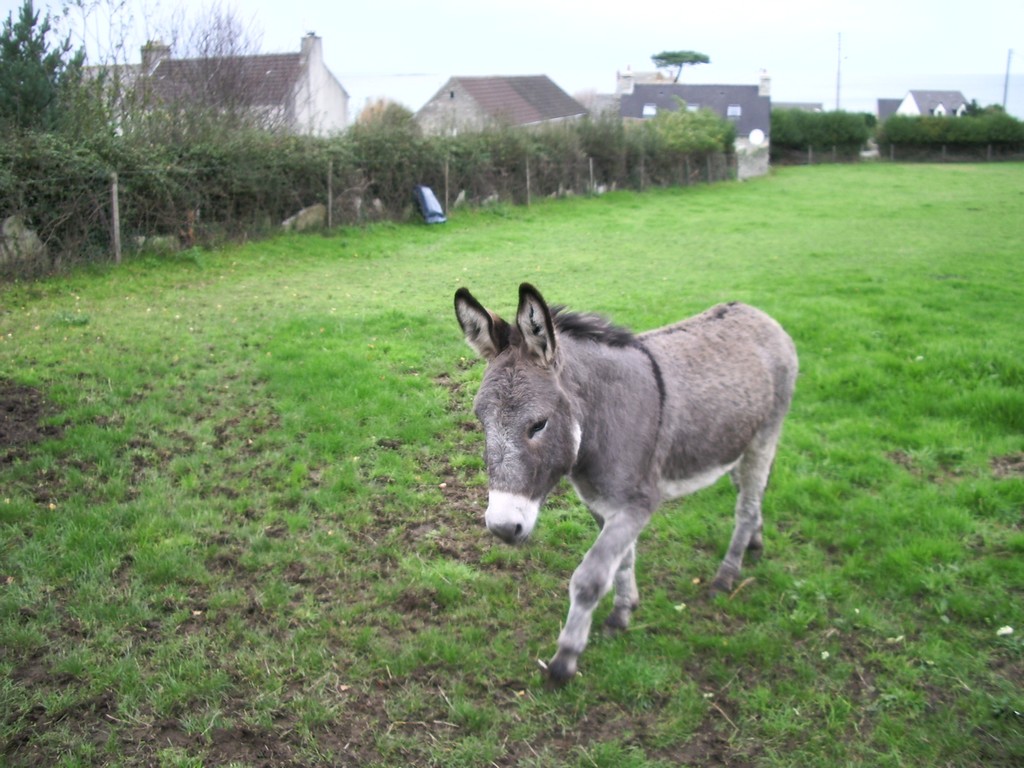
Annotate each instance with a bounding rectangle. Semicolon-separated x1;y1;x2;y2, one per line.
415;75;587;135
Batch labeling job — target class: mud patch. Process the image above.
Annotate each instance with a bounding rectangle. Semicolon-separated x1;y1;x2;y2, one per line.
886;450;965;484
1;379;63;463
991;453;1024;479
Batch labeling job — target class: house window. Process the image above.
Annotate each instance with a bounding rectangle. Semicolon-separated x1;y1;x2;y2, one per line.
686;103;700;112
727;104;742;118
642;103;657;117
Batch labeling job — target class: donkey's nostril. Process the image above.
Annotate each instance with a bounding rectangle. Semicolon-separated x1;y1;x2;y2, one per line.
488;519;524;545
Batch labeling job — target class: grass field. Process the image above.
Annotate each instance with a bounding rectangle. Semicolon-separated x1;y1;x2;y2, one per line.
1;163;1023;767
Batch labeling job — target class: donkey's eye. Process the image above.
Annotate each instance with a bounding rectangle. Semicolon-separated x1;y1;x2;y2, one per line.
528;419;548;439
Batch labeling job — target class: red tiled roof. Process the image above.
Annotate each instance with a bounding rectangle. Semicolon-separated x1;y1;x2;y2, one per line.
456;76;586;124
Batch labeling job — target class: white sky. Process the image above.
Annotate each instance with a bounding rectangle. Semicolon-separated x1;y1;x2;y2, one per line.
15;0;1024;119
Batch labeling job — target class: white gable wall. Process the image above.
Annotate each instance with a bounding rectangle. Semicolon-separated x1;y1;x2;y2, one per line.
293;35;349;135
896;94;922;116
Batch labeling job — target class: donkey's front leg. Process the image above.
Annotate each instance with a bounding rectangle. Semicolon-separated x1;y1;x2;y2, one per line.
604;541;638;632
546;516;646;685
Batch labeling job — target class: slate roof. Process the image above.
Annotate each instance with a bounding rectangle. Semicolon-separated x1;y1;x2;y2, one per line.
907;90;968;114
619;84;770;138
877;98;902;120
147;53;305;106
449;76;586;124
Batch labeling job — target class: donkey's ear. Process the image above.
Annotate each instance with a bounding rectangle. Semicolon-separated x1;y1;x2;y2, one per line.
516;283;557;366
455;288;510;360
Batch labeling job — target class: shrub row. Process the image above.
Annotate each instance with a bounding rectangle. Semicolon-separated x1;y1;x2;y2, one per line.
769;109;872;160
1;114;735;275
877;112;1024;151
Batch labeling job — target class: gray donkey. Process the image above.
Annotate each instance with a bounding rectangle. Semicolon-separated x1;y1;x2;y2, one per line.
455;283;797;685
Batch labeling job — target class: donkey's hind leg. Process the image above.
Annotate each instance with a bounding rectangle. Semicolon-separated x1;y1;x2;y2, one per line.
711;430;780;596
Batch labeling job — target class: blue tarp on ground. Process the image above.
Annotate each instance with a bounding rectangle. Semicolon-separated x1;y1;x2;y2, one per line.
414;185;446;224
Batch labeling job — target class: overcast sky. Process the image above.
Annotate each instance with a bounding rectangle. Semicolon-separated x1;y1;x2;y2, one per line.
19;0;1024;118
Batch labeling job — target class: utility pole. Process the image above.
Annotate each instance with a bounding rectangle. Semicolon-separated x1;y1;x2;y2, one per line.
1004;49;1014;110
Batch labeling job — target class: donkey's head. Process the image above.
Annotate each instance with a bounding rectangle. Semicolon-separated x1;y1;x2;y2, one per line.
455;284;581;544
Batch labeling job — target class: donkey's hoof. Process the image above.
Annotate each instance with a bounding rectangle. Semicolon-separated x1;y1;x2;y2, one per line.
603;611;630;634
709;573;737;597
541;656;576;687
709;579;732;598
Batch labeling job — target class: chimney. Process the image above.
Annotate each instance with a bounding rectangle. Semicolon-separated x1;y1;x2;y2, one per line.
301;32;321;60
141;41;170;75
758;69;771;97
617;66;635;95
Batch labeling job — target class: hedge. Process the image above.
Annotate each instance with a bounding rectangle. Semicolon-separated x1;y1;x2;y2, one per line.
1;114;736;276
877;112;1024;151
770;109;871;161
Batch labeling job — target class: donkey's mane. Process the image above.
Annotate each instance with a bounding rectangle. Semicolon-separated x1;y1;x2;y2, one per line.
550;306;636;347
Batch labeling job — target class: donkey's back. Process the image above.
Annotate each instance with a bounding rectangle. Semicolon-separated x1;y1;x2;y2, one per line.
640;302;798;491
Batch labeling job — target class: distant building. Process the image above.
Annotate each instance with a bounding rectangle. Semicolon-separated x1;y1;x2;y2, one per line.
126;34;348;135
774;102;824;113
617;70;772;179
894;90;969;117
876;98;903;121
416;75;587;135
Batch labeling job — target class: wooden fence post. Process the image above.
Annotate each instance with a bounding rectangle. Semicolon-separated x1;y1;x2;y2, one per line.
525;156;531;207
327;158;333;229
110;172;121;265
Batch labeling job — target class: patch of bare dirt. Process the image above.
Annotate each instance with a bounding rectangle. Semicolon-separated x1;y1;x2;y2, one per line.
991;453;1024;479
1;379;63;463
886;450;966;484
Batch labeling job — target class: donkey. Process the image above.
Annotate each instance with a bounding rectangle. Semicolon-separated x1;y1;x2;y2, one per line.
454;283;797;685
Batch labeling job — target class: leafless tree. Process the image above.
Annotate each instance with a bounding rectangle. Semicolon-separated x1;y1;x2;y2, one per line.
131;2;274;140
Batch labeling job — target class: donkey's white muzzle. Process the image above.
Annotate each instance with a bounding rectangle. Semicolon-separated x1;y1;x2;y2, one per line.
484;490;539;544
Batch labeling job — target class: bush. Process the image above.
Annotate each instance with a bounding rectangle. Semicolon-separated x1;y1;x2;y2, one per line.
648;101;735;157
877;112;1024;151
770;109;871;160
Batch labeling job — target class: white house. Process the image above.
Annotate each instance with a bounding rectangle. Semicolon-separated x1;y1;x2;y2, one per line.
140;34;349;135
895;90;969;117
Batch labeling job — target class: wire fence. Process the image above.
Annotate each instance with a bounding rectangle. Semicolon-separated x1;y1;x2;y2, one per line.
1;136;737;279
772;143;1024;165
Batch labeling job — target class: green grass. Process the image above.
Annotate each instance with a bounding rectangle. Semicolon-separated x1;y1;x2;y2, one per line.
1;163;1022;766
